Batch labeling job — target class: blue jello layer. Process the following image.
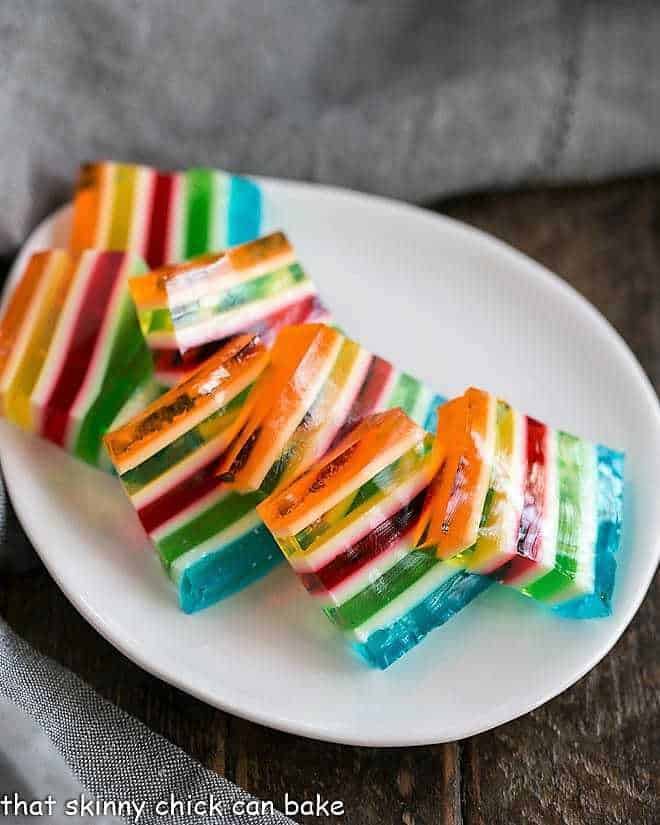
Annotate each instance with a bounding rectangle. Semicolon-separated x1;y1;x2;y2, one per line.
172;388;446;615
227;175;262;246
423;394;446;433
352;569;491;669
174;390;446;614
554;446;624;619
177;523;282;614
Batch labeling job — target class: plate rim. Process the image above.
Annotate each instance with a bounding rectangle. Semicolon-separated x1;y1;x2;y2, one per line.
1;181;659;747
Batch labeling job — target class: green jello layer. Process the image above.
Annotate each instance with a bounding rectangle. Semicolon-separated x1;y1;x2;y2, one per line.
260;441;297;497
387;372;423;416
174;263;308;329
119;385;252;496
74;291;153;465
184;169;215;259
156;489;264;566
281;435;435;557
325;550;438;630
523;431;587;601
143;306;174;335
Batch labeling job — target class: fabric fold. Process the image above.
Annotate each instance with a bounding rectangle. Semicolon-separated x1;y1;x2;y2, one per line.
0;613;295;825
1;1;660;251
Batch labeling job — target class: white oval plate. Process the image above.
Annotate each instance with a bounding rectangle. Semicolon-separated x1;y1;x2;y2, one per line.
1;180;658;747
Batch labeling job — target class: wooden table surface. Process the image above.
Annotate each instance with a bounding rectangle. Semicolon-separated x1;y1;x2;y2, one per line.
1;176;658;825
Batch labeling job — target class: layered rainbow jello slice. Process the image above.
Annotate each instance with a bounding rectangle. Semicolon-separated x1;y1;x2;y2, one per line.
70;161;263;268
258;409;491;668
103;321;445;613
104;334;275;612
419;388;625;617
129;233;331;386
218;323;445;496
129;251;225;387
0;249;154;467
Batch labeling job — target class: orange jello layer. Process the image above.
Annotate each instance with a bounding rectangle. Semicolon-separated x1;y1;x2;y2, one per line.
129;252;223;310
218;324;345;492
104;334;268;474
420;387;497;557
258;408;425;538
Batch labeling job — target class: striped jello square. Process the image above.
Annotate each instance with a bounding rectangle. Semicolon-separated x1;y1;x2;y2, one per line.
258;408;491;669
418;387;625;617
218;323;446;496
103;321;446;613
70;161;263;268
0;249;155;467
128;233;332;386
103;334;279;613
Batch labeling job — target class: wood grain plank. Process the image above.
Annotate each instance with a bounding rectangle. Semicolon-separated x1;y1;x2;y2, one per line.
459;580;659;825
226;715;457;825
442;178;659;825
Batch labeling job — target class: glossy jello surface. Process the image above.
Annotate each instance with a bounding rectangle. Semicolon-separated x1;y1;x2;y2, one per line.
70;161;262;268
0;248;153;467
104;334;268;475
103;317;446;615
258;409;489;668
129;232;331;386
419;388;497;557
104;335;277;612
421;387;625;616
219;323;446;497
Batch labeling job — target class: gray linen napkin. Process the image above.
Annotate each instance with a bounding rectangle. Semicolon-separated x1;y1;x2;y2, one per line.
0;479;295;825
1;0;660;254
0;696;120;824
